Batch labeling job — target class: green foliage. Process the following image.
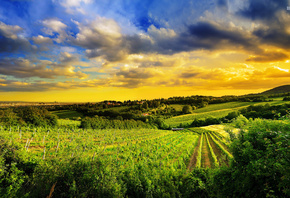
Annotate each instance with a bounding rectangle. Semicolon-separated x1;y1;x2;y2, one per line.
0;109;20;126
214;119;290;197
57;119;81;129
179;168;211;197
0;126;200;197
205;133;219;168
80;116;155;129
152;117;169;129
240;103;290;120
165;109;233;127
31;159;125;197
0;115;288;197
142;102;148;109
0;140;36;197
51;110;83;120
225;111;240;120
5;107;58;127
196;133;203;168
208;133;233;160
231;115;249;128
283;96;290;101
182;105;192;114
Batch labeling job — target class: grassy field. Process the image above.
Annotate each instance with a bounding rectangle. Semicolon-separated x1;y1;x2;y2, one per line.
95;105;131;112
51;110;84;120
165;98;290;127
165;109;233;127
58;119;81;128
201;125;240;138
193;97;288;113
168;104;184;111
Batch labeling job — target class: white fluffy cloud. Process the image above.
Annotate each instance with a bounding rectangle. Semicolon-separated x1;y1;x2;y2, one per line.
0;21;22;39
42;19;68;43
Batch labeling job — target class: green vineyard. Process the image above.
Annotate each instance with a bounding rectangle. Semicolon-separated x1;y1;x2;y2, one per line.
0;125;232;171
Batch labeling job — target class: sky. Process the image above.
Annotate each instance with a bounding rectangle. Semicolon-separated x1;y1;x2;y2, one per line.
0;0;290;102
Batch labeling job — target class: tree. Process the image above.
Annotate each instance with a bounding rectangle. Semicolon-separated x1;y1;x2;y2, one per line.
0;109;19;126
225;111;240;120
142;102;148;109
182;105;192;114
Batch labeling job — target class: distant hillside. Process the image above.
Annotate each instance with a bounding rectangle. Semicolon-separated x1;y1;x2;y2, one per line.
261;85;290;95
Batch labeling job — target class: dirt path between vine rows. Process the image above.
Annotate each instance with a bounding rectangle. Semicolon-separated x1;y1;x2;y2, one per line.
207;133;229;167
187;134;202;172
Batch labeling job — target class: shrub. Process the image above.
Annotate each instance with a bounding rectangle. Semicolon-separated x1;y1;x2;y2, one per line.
182;105;192;114
214;119;290;197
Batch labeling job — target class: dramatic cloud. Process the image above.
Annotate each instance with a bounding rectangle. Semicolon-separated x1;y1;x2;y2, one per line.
0;57;87;79
236;0;288;21
73;18;262;63
0;21;35;53
246;52;289;62
42;19;68;43
0;0;290;100
32;35;53;45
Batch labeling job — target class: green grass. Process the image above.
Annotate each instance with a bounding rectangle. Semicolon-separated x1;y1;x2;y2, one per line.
193;98;289;113
58;119;81;128
165;98;290;127
93;105;132;112
168;104;184;111
165;109;233;127
51;110;83;120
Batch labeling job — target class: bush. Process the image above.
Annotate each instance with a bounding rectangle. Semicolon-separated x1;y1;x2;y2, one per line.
80;116;156;129
13;107;58;127
0;109;20;126
214;119;290;197
225;111;240;120
182;105;192;114
283;96;290;101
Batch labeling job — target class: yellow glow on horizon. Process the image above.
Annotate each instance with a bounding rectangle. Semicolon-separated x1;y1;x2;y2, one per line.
0;86;271;103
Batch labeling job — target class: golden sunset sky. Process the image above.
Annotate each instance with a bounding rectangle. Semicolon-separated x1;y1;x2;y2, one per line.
0;0;290;102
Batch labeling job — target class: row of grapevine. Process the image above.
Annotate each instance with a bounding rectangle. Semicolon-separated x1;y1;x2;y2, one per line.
195;133;203;168
0;125;200;175
205;133;219;168
208;132;233;160
210;130;230;148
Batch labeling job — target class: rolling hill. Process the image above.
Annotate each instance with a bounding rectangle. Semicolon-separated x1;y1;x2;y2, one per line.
261;85;290;95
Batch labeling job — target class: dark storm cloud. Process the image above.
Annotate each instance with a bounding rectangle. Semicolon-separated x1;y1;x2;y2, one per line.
237;0;288;21
78;20;262;62
0;37;33;53
253;28;290;50
151;22;260;55
187;22;254;49
0;21;35;53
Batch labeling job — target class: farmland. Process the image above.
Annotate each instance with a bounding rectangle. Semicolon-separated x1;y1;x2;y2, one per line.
0;123;234;197
165;98;290;127
0;125;232;170
165;109;233;127
0;95;289;197
51;110;83;120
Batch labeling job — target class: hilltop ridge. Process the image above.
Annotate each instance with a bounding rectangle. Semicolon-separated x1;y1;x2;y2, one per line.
261;85;290;95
